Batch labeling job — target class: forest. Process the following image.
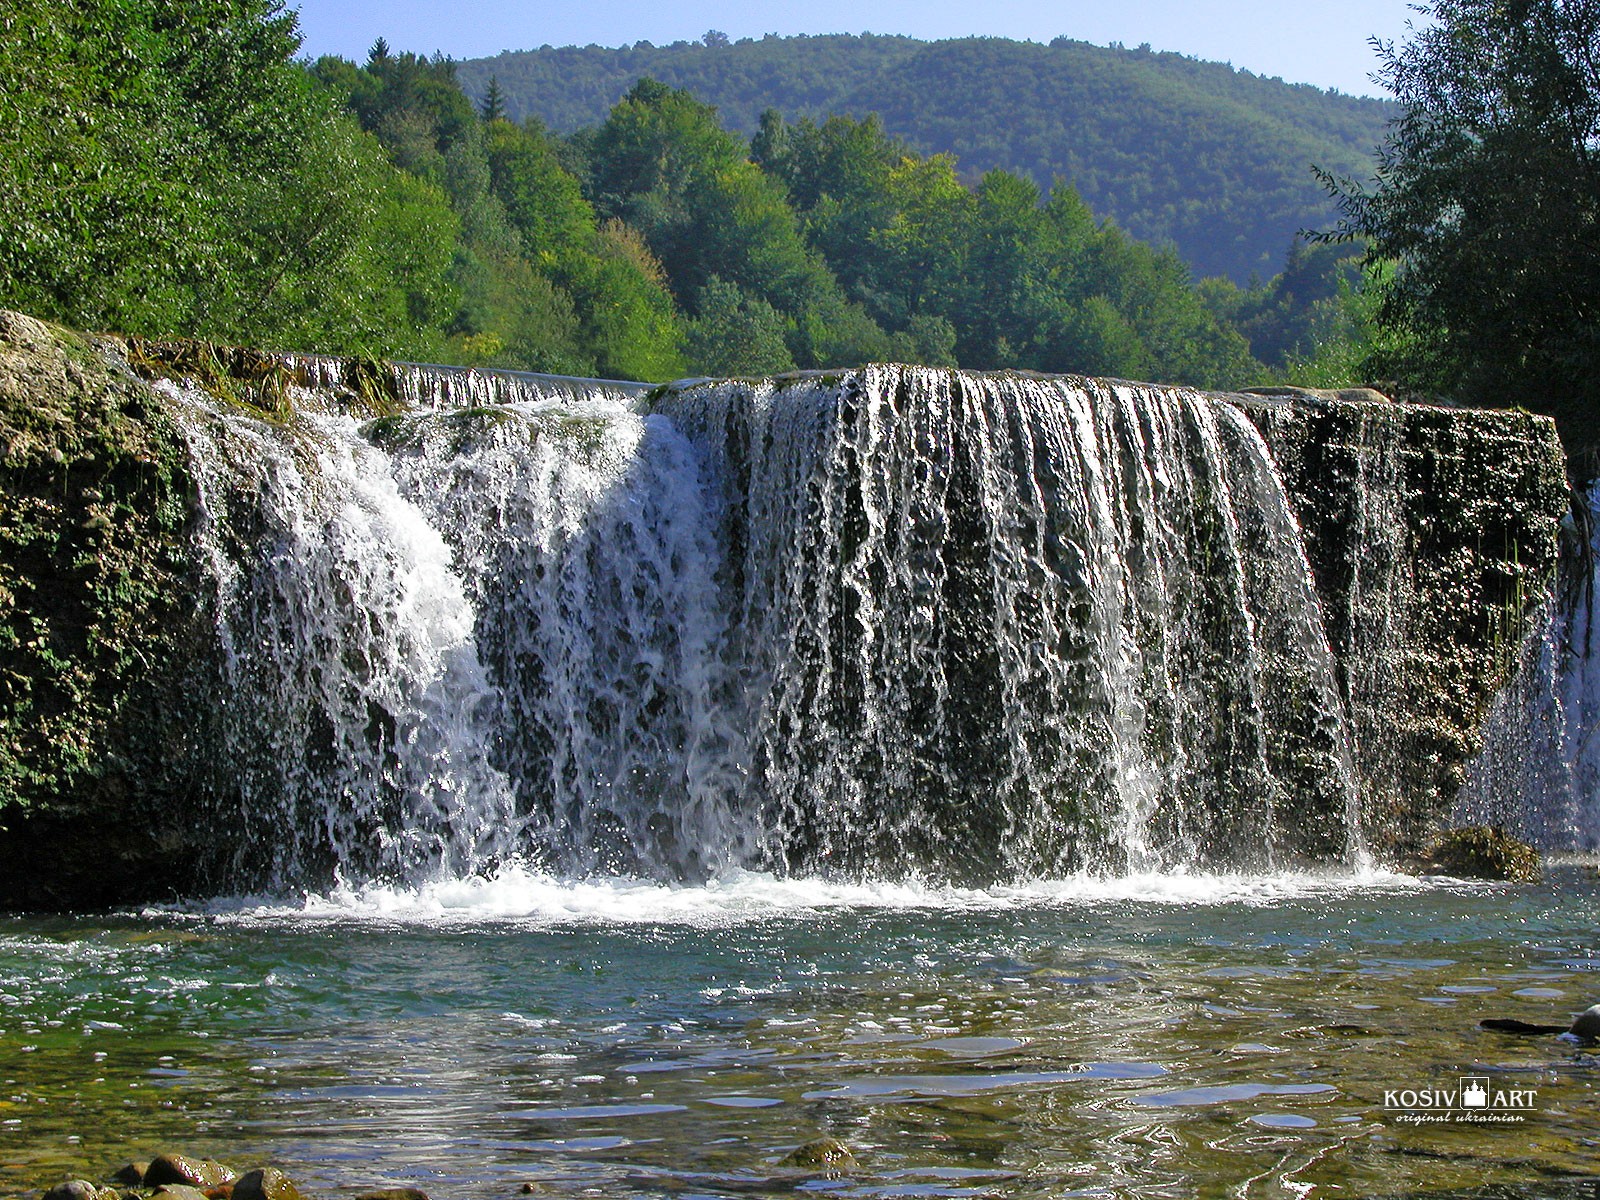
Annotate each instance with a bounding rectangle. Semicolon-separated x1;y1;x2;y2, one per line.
0;0;1367;392
455;32;1395;283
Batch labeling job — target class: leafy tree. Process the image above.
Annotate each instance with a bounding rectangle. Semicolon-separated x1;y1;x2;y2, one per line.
1320;0;1600;445
586;79;861;366
1200;238;1366;369
869;154;975;317
0;0;453;359
687;277;797;375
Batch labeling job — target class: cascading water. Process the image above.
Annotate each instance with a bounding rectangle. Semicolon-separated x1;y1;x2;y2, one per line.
164;362;1369;891
171;384;522;889
658;368;1360;880
1459;484;1600;850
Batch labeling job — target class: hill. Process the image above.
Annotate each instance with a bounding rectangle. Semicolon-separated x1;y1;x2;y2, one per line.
455;33;1394;283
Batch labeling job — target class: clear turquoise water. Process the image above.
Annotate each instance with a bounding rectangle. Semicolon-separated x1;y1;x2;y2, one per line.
1;866;1597;1199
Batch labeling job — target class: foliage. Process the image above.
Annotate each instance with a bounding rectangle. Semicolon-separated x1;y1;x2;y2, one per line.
317;54;688;380
0;314;199;821
0;0;457;358
1320;0;1600;446
686;277;798;375
454;33;1394;283
749;111;1261;387
0;7;1371;390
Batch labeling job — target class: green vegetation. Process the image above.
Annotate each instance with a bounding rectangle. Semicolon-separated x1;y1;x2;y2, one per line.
1319;0;1600;456
455;33;1394;283
0;312;199;823
0;3;1389;389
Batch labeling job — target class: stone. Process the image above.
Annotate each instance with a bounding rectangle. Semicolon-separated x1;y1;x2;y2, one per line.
353;1190;429;1200
152;1187;211;1200
782;1137;856;1170
109;1164;149;1187
145;1156;236;1191
1411;826;1541;881
1238;390;1566;858
43;1181;101;1200
231;1169;301;1200
1570;1004;1600;1040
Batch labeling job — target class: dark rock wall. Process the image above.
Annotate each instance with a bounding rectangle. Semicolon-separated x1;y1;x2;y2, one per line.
1234;387;1569;856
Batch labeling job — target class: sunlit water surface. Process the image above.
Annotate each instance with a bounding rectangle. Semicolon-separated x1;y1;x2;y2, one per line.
2;865;1597;1199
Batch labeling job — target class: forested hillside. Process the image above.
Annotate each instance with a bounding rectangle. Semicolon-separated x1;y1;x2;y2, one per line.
0;3;1371;391
456;34;1394;282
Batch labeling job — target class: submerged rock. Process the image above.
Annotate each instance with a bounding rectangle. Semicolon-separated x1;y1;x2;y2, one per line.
781;1137;856;1171
43;1181;116;1200
354;1189;430;1200
1570;1004;1600;1040
1411;826;1541;881
151;1186;212;1200
109;1165;149;1188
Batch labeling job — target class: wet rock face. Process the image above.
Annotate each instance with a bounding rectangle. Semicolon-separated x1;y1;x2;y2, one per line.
1236;388;1568;858
0;312;214;910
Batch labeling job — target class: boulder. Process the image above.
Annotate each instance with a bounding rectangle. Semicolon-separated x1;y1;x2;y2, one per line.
1411;826;1540;881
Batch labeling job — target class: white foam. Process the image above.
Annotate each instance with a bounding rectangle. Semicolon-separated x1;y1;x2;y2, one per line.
188;862;1435;928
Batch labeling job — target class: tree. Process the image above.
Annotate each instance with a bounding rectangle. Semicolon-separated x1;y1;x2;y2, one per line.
686;276;796;375
480;75;507;124
1319;0;1600;448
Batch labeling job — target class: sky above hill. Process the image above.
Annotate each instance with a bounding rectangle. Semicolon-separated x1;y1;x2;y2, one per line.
288;0;1420;99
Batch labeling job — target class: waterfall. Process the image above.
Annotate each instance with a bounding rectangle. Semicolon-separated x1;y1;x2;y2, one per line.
1458;485;1600;850
658;368;1359;880
163;362;1367;890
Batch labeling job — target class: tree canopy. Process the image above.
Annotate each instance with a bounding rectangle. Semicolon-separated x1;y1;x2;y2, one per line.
455;33;1394;283
0;6;1375;389
1321;0;1600;451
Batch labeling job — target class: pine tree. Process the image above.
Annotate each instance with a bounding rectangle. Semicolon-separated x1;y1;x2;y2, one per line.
480;75;507;124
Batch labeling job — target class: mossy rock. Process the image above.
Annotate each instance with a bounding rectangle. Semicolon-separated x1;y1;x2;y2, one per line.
781;1137;856;1171
0;310;214;909
1410;826;1541;881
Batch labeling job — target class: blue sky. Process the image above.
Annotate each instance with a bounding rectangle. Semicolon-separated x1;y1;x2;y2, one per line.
287;0;1422;98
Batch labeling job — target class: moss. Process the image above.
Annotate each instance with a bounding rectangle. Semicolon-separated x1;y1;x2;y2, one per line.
1409;825;1541;881
123;337;407;422
0;312;208;897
